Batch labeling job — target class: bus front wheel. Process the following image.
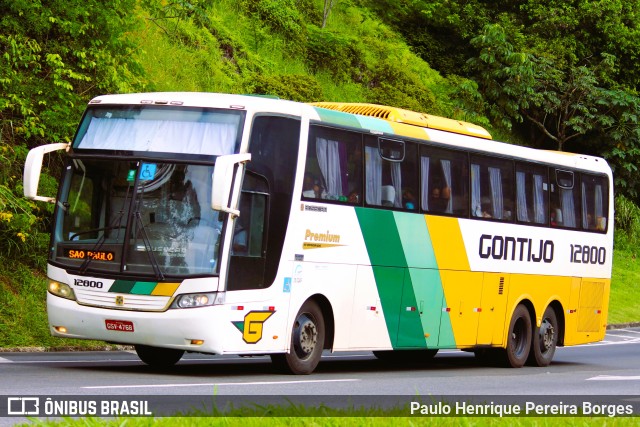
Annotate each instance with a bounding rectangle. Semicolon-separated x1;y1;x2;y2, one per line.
271;300;325;375
135;344;184;368
527;306;558;367
501;304;532;368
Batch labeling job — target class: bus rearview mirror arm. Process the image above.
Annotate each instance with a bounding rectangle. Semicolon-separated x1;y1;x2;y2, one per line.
23;142;70;203
211;153;251;217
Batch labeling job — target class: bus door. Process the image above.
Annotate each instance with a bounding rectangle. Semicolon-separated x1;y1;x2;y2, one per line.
226;173;269;291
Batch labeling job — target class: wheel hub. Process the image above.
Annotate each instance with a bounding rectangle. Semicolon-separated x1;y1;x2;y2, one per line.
539;319;555;350
293;314;317;359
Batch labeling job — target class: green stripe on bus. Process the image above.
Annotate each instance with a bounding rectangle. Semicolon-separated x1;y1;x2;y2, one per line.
313;107;362;128
396;213;455;347
394;213;441;347
109;280;157;295
130;282;158;295
393;212;437;269
109;280;136;293
357;210;457;349
355;209;425;348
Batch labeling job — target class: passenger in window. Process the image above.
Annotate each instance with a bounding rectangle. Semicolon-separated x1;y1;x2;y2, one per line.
402;188;417;210
430;187;448;212
302;173;316;198
480;197;492;218
302;173;327;199
441;186;451;201
503;202;513;221
348;191;360;204
313;182;327;199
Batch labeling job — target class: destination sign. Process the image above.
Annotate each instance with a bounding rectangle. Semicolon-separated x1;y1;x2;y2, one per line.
64;249;116;261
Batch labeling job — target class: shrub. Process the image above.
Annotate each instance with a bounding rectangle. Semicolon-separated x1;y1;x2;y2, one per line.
305;25;365;82
249;74;323;102
240;0;306;46
614;194;640;244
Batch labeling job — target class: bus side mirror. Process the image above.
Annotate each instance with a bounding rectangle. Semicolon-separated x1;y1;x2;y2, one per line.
23;143;69;203
211;153;251;216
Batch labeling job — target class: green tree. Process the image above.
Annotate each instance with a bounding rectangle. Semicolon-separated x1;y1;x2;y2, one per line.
0;0;145;262
469;24;632;152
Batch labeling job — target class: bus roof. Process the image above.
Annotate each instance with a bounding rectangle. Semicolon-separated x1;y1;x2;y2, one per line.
86;92;611;176
310;102;493;140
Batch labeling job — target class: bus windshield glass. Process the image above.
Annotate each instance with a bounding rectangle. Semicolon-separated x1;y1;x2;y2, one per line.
73;105;243;156
51;159;222;278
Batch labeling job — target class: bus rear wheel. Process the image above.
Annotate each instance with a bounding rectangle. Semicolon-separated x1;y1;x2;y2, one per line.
527;306;558;367
501;304;532;368
135;344;184;368
271;300;325;375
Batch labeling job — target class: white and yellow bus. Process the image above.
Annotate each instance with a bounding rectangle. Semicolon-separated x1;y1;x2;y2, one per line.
24;93;613;374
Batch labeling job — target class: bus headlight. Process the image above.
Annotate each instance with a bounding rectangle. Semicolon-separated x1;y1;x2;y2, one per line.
48;280;76;301
171;292;224;309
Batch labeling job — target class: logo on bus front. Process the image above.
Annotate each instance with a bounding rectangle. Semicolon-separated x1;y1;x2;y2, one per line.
232;311;275;344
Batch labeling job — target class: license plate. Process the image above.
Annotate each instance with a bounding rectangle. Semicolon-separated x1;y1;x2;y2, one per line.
105;319;134;332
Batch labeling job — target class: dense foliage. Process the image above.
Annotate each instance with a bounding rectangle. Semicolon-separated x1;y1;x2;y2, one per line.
365;0;640;199
2;0;640;266
0;0;144;263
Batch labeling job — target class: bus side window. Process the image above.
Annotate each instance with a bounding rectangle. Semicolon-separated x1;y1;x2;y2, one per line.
581;173;608;232
470;155;514;221
515;162;548;225
550;169;579;229
364;137;417;210
303;126;362;203
420;146;468;216
232;174;268;257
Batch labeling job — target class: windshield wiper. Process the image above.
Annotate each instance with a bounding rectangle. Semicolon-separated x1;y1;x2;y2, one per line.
132;209;165;281
130;183;165;281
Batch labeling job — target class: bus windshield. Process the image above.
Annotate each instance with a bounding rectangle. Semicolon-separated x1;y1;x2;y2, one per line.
73;105;243;156
51;159;222;278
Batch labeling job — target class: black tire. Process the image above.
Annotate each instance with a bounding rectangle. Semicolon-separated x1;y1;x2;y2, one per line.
501;304;532;368
373;349;438;363
271;300;325;375
527;306;558;367
134;345;184;368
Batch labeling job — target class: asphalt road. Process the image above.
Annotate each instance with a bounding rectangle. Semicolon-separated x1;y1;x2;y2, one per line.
0;327;639;423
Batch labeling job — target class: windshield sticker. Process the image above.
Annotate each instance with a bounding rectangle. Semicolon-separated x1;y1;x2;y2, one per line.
139;163;157;181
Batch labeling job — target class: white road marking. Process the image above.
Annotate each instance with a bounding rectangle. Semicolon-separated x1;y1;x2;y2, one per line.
0;357;12;363
586;375;640;381
83;378;360;390
610;329;640;335
604;334;640;340
566;335;640;347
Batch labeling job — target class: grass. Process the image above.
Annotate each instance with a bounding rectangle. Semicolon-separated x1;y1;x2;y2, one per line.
14;414;640;426
0;257;121;350
609;245;640;325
